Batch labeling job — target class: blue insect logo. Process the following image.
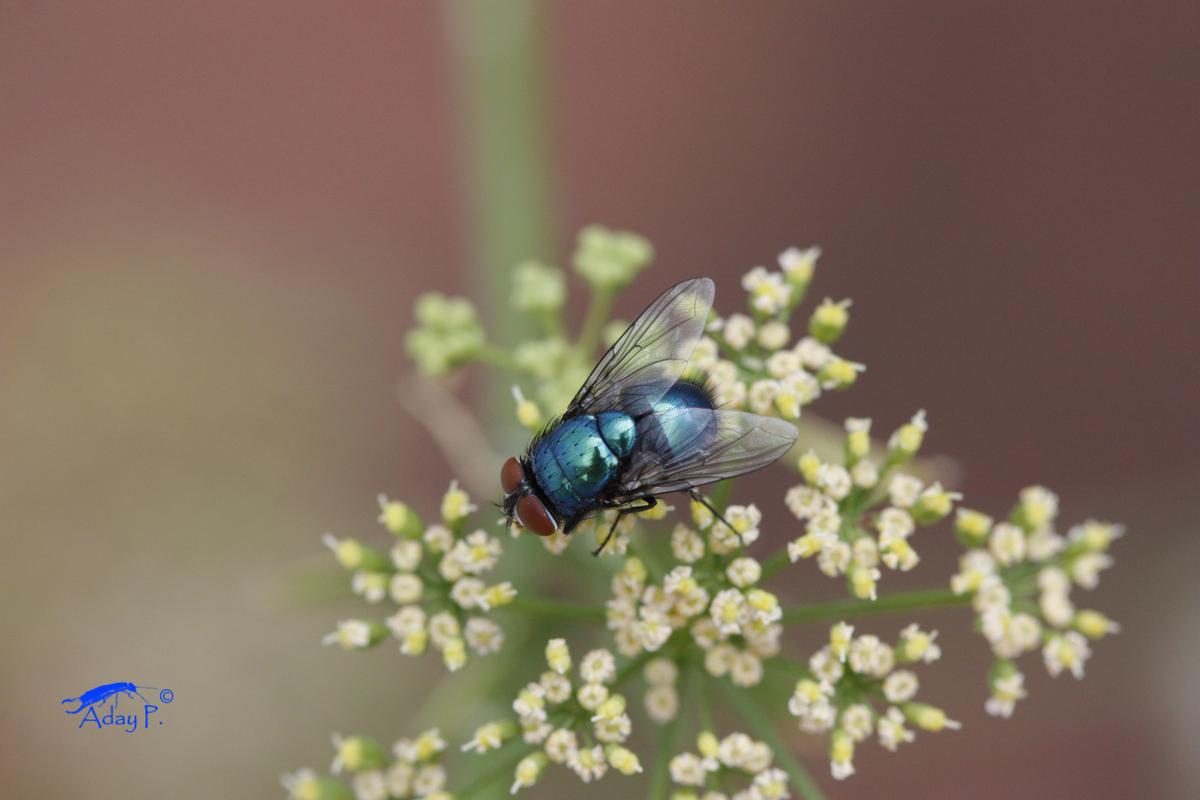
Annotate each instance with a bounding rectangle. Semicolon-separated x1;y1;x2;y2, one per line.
61;681;174;733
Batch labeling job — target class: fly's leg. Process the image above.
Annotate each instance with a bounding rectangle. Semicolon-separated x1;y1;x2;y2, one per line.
688;489;743;546
592;498;657;557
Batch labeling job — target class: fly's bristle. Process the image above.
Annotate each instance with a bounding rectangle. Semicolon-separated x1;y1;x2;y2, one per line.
676;368;719;408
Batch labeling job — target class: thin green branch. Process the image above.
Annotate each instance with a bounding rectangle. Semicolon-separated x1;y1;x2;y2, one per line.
718;681;827;800
647;713;681;800
760;549;791;581
505;594;606;623
691;665;715;732
576;285;615;359
477;343;523;373
455;740;535;799
781;587;969;625
614;647;657;688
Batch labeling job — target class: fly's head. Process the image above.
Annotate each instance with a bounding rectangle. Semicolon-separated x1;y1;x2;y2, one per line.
500;456;558;537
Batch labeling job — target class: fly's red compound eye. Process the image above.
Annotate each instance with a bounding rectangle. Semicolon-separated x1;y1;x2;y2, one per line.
515;494;557;537
501;457;525;495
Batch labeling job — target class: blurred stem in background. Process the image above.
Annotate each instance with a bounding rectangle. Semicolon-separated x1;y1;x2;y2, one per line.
444;0;557;416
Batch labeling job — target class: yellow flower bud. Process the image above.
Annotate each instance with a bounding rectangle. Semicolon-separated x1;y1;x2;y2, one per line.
511;752;548;793
511;385;544;430
545;638;572;674
412;729;445;762
377;495;423;538
830;622;854;661
623;557;648;584
797;450;822;484
818;357;861;390
1073;609;1120;639
779;245;820;289
903;702;960;732
401;628;428;656
809;298;851;343
888;410;927;458
788;534;823;561
323;535;391;572
849;565;879;600
1071;520;1123;552
846;430;871;463
282;771;353;800
912;483;958;525
830;728;855;779
481;581;517;610
954;508;993;547
595;694;627;720
697;731;720;758
334;735;387;772
440;480;476;524
605;744;643;775
441;636;466;671
639;500;671;521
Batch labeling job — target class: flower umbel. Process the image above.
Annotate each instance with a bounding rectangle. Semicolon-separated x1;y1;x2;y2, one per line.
288;230;1124;799
321;481;514;673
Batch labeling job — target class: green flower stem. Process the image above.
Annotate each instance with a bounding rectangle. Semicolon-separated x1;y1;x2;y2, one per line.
711;477;735;512
614;647;658;688
628;538;667;583
781;587;969;625
691;665;715;732
760;549;792;580
455;740;535;799
505;594;606;623
718;681;826;800
648;712;681;800
576;285;615;359
476;343;522;373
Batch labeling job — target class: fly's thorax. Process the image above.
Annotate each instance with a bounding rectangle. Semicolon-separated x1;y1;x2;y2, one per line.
530;414;632;518
596;411;637;458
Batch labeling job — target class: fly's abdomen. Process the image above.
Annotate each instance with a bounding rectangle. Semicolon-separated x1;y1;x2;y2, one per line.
531;414;635;518
646;380;717;457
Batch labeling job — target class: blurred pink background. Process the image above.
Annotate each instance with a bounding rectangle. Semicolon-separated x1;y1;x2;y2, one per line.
2;2;1197;798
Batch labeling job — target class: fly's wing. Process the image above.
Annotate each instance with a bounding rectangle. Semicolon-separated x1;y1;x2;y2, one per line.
567;277;714;417
610;409;798;502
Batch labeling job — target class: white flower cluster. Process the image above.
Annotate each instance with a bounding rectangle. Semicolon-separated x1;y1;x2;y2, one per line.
604;504;781;689
786;413;959;599
281;729;452;800
321;482;515;673
688;247;862;420
792;622;954;781
949;487;1121;717
668;730;789;800
467;640;642;794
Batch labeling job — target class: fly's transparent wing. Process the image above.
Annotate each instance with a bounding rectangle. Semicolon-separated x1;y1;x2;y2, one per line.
567;277;714;417
610;409;798;502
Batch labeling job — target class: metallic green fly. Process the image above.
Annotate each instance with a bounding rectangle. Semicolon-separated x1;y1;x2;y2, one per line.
501;278;798;554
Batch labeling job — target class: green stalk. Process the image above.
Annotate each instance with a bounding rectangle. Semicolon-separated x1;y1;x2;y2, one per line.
781;587;969;625
443;0;557;412
614;649;656;688
691;665;715;732
718;681;826;800
455;740;534;799
505;594;606;623
576;285;615;359
760;549;791;581
647;713;681;800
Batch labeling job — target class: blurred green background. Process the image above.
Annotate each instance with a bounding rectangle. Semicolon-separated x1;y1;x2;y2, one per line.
2;2;1198;798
